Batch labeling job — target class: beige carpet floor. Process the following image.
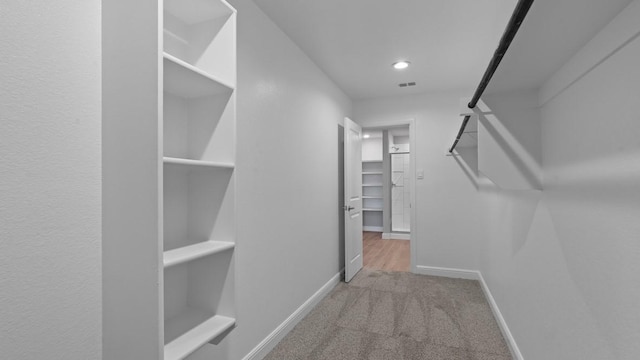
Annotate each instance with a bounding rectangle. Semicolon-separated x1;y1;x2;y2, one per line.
264;269;512;360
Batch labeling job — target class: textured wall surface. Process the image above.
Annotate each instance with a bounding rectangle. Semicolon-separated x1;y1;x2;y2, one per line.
0;0;102;359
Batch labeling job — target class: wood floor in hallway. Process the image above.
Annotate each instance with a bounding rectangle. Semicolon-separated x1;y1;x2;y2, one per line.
363;231;410;272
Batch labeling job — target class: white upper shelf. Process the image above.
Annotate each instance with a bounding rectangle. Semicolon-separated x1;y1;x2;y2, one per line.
163;157;235;170
164;53;234;98
164;0;235;25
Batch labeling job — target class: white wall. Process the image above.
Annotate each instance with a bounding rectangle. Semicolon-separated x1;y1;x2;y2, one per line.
0;1;102;359
362;137;383;161
355;91;484;270
102;0;161;358
393;136;410;145
479;1;640;358
190;0;352;358
478;90;542;190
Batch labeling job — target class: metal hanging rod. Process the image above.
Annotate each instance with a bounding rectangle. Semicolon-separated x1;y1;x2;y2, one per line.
449;0;535;153
448;115;472;153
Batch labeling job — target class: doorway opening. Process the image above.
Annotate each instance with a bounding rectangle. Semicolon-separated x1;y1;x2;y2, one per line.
363;231;410;272
361;125;412;272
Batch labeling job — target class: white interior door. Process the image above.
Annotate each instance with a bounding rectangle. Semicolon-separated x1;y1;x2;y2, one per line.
344;117;363;282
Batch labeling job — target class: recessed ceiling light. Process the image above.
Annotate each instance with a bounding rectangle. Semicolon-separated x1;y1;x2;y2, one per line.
363;134;371;139
392;61;410;70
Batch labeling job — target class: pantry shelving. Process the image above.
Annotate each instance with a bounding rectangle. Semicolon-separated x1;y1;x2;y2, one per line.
362;160;383;231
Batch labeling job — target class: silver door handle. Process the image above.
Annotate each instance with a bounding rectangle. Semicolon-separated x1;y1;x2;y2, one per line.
343;205;355;211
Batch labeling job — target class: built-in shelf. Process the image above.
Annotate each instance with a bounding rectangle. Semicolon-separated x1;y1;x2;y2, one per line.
105;0;237;356
162;1;237;357
164;241;234;268
164;53;234;98
362;159;383;231
163;157;235;169
164;314;236;360
163;0;236;86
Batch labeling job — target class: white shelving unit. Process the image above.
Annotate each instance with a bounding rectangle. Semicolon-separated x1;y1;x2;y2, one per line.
162;0;237;359
362;161;383;232
103;0;237;358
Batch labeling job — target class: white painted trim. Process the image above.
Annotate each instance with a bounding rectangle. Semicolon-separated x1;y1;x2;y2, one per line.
241;272;341;360
363;226;383;232
414;265;480;280
477;272;524;360
414;266;523;360
381;232;410;240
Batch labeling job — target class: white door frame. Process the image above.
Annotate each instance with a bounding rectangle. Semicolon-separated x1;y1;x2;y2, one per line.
359;119;417;273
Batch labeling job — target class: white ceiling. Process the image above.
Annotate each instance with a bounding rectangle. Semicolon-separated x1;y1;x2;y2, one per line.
253;0;633;100
253;0;518;100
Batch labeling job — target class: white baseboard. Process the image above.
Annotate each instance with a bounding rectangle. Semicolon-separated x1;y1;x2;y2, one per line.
414;265;523;360
415;265;480;280
241;271;342;360
477;272;524;360
363;226;383;232
382;232;410;240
